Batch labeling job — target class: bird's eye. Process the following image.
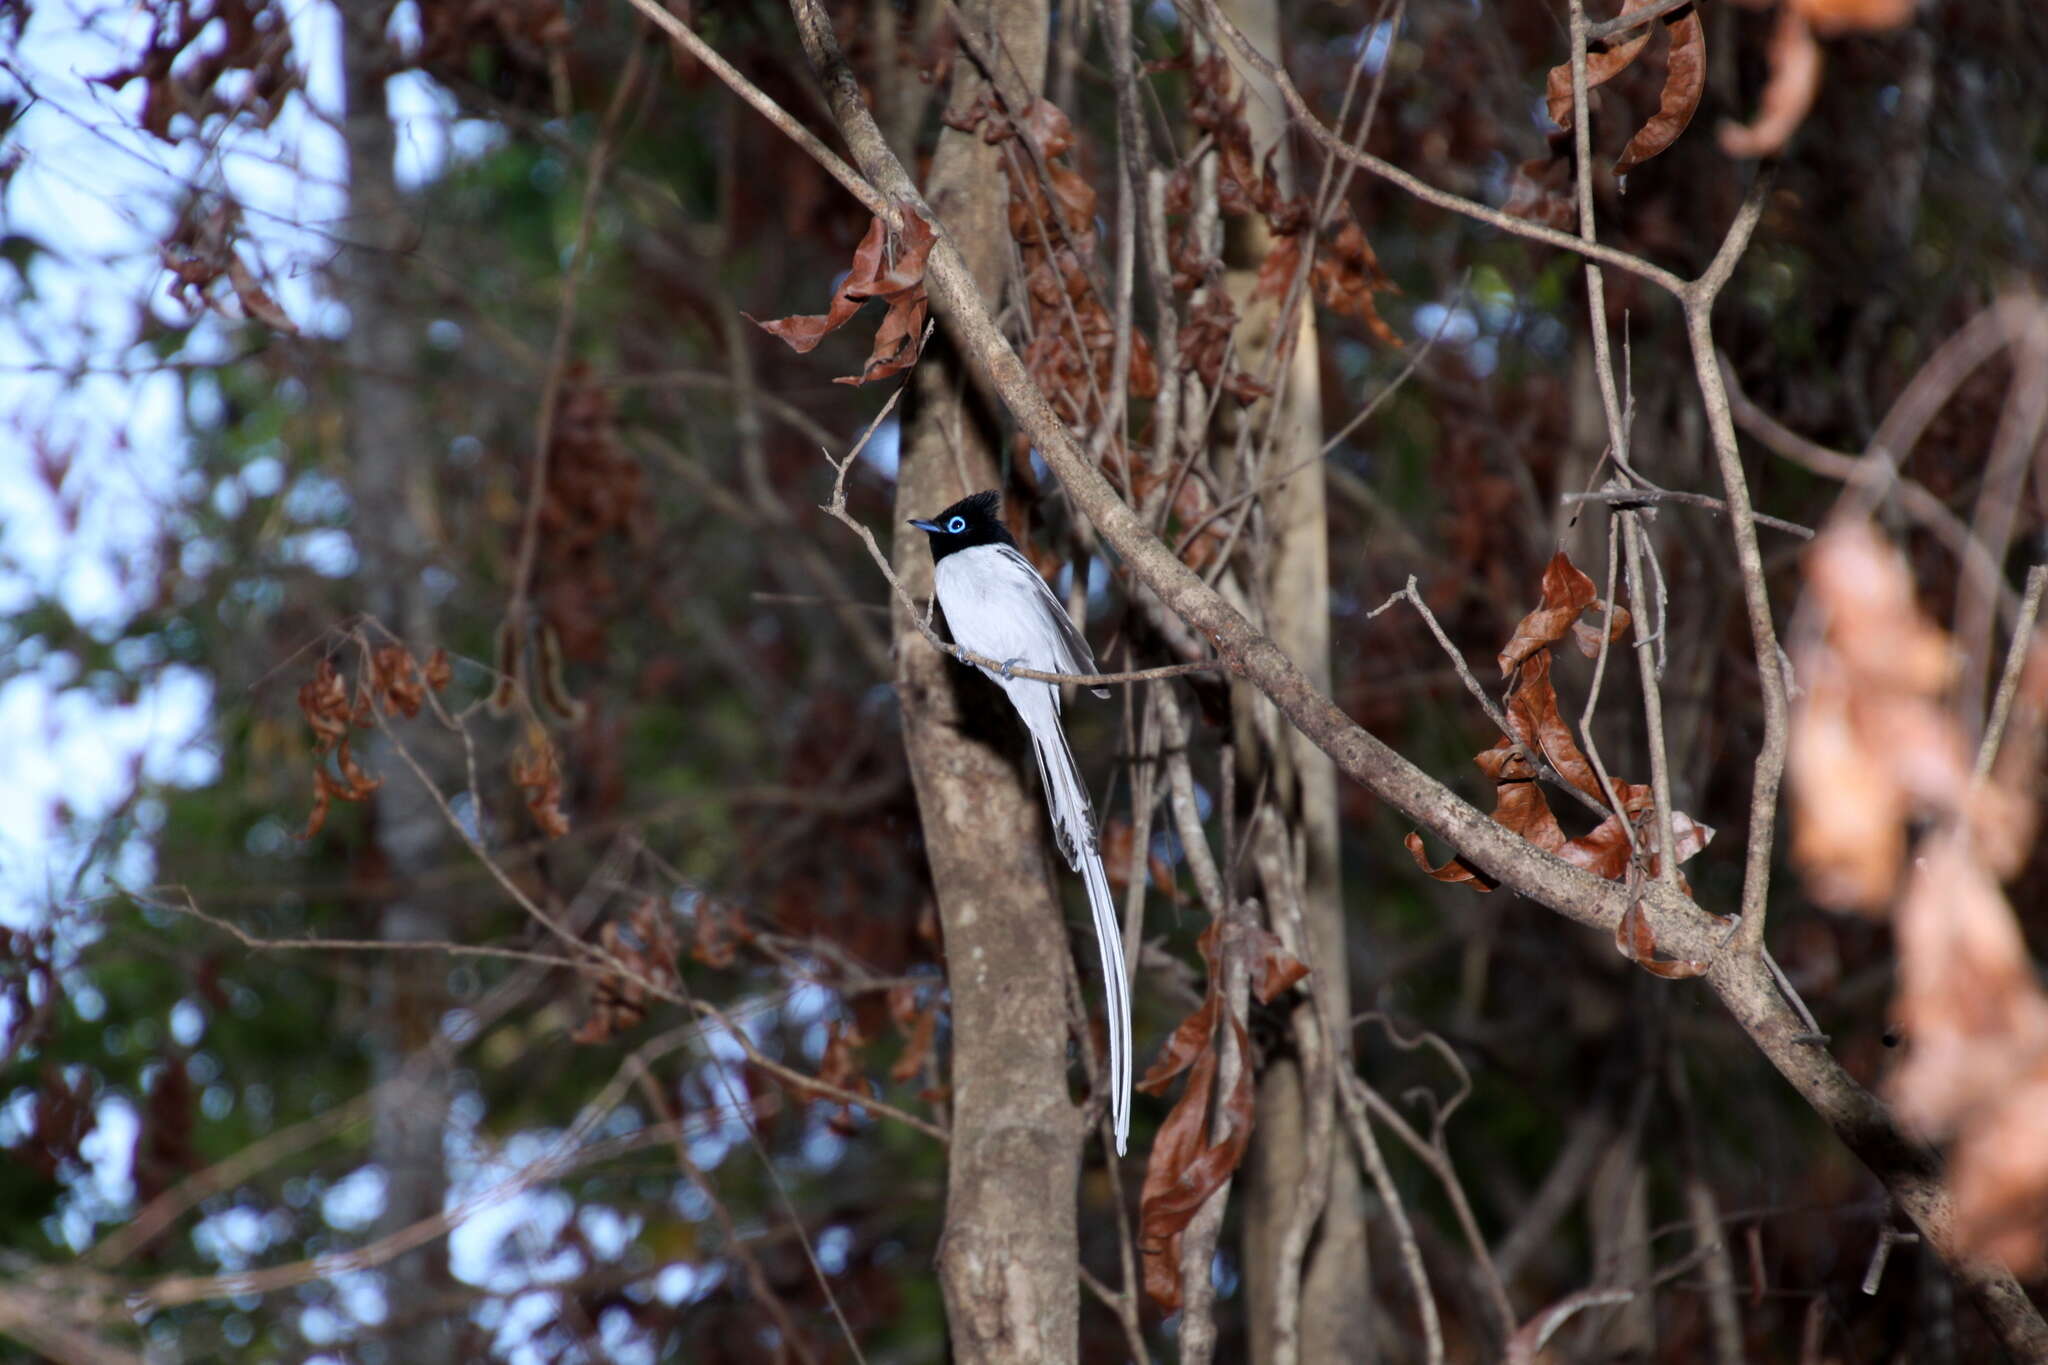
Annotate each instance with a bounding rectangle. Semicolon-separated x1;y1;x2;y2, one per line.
946;515;967;533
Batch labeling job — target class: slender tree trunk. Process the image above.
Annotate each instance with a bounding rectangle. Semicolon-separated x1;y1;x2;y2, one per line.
890;5;1082;1360
340;11;454;1360
1217;0;1372;1356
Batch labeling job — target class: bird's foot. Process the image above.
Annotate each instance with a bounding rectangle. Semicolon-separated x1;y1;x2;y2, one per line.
999;657;1026;680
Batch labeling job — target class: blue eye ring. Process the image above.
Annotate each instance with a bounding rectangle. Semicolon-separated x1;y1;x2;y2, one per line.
946;515;967;533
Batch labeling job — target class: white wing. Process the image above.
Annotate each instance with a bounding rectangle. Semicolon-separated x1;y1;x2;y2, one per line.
936;545;1108;698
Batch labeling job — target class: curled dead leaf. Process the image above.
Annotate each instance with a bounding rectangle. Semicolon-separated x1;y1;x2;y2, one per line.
1504;153;1577;230
1545;0;1658;130
1499;552;1600;675
751;213;937;386
1615;899;1708;979
511;729;571;838
1138;920;1258;1310
1404;829;1498;890
573;899;682;1044
1614;8;1705;174
1789;523;1969;911
1719;7;1823;159
811;1019;878;1136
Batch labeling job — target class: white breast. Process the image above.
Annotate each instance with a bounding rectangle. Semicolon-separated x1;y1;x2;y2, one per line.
933;545;1075;675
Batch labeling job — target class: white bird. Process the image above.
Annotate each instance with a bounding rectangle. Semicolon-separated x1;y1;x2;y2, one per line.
909;490;1131;1154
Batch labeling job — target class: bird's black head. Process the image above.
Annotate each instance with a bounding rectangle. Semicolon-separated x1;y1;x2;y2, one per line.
908;490;1015;565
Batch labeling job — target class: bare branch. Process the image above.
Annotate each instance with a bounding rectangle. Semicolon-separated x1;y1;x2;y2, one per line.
1975;564;2048;780
1563;486;1814;539
618;0;887;217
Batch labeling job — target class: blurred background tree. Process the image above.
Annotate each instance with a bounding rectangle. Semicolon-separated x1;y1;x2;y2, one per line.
2;0;2045;1361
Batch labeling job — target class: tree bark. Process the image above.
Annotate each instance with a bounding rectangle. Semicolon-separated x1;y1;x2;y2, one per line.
787;2;2048;1354
340;10;455;1360
889;5;1083;1361
1215;0;1371;1356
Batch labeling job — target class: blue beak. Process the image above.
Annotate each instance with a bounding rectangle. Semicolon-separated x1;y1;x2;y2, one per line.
908;519;943;533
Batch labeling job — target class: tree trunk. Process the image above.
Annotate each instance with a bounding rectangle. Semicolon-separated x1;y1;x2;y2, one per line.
890;5;1083;1360
1216;0;1372;1357
340;10;454;1360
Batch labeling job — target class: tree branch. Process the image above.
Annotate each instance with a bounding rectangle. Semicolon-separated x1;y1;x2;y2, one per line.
759;4;2048;1351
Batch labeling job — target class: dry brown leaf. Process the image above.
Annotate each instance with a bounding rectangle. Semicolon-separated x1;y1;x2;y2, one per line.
225;252;298;332
752;214;937;385
884;998;937;1080
1615;8;1706;174
1571;603;1633;656
1137;920;1258;1310
1411;599;1713;891
811;1019;877;1136
1719;7;1823;158
573;899;682;1044
1503;153;1576;230
1499;552;1601;675
1311;213;1400;347
750;217;885;352
1138;1013;1253;1310
1404;830;1498;890
296;657;382;839
1948;1067;2048;1275
1252;232;1306;305
1504;650;1606;804
1545;0;1658;131
511;730;571;838
1615;899;1709;979
1245;926;1311;1004
1789;523;1966;910
1890;834;2048;1135
690;899;749;969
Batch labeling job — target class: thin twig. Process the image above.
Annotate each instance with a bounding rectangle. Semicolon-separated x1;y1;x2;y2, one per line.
1587;0;1697;42
1577;511;1641;852
1975;565;2048;780
1190;0;1689;297
630;1066;823;1365
1353;1016;1517;1341
1566;0;1632;475
1719;351;2021;632
1369;576;1613;821
1563;487;1813;539
821;366;1227;687
504;42;646;625
1621;513;1682;886
620;0;888;217
1336;1070;1444;1364
1679;175;1785;957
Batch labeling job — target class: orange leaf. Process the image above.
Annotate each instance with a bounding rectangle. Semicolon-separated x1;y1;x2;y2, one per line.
1791;0;1914;35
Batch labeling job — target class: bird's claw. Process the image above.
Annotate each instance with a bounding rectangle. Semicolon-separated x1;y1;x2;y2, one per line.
999;657;1026;680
